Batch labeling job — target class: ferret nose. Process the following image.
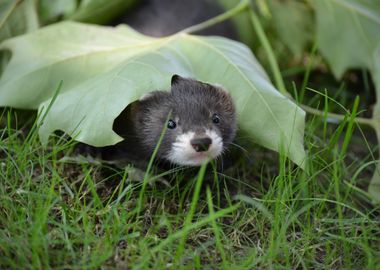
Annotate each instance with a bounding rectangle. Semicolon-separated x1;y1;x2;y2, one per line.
191;137;212;152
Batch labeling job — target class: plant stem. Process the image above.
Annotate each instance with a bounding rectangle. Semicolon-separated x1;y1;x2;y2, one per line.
300;43;318;103
248;8;287;95
180;0;250;34
301;104;375;128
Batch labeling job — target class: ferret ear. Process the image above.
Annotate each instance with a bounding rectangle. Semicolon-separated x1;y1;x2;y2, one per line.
171;74;185;85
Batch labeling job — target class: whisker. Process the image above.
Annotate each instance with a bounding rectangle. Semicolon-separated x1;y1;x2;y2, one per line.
227;142;248;153
217;154;224;172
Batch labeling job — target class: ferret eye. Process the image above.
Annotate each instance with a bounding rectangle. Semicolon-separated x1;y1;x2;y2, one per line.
167;119;177;129
212;114;220;124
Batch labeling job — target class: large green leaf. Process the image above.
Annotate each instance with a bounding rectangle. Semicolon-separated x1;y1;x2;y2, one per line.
0;0;39;43
315;0;380;201
0;21;306;166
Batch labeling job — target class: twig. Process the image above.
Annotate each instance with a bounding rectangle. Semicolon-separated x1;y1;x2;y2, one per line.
180;0;250;34
301;104;375;128
248;8;287;95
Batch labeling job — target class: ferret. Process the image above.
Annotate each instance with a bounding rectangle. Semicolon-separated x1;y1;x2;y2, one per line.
105;75;237;168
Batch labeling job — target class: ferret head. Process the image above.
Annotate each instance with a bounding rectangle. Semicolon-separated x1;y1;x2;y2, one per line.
135;75;237;166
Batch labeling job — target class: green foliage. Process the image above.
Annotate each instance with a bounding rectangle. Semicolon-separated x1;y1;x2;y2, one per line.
268;0;314;58
217;0;255;47
0;0;39;43
0;21;305;166
314;0;380;78
38;0;77;24
67;0;138;24
314;0;380;202
251;0;380;201
1;0;137;33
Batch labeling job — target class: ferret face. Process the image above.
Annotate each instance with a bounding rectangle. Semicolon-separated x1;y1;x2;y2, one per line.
135;75;237;166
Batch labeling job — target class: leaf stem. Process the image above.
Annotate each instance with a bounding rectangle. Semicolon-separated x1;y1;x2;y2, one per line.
180;0;250;34
301;104;375;128
248;8;287;95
